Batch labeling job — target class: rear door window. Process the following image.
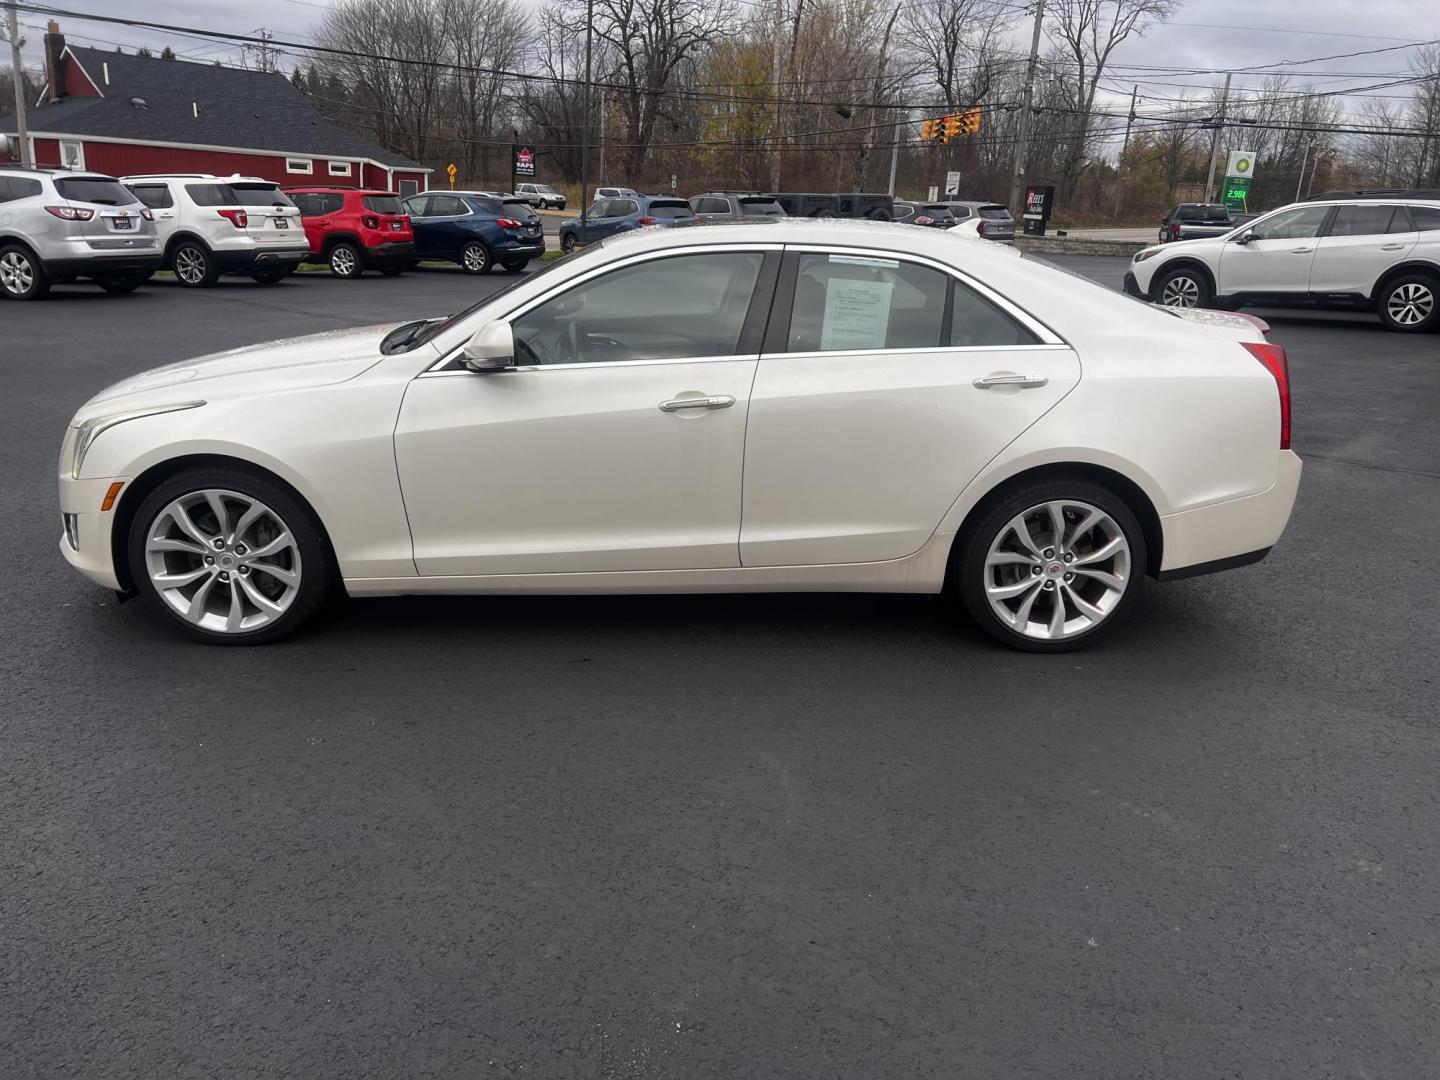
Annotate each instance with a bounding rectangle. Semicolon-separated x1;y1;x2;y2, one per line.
363;195;402;214
786;253;948;352
1328;204;1399;237
613;200;640;217
55;177;138;206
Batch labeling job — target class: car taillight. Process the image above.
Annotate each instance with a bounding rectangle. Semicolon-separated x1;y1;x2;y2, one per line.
1170;222;1181;237
362;214;378;229
218;209;248;228
977;220;987;235
1241;341;1290;450
496;217;521;228
139;208;154;221
915;215;933;224
45;205;94;221
638;216;656;226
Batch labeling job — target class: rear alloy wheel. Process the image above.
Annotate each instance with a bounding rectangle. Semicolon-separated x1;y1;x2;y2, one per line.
461;241;492;274
328;242;362;279
560;234;577;254
96;271;150;295
129;470;332;644
1154;266;1210;308
172;242;218;287
0;245;51;300
957;480;1146;652
1376;274;1438;333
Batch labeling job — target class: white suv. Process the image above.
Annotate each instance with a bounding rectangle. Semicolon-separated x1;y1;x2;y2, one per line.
0;167;161;300
1126;191;1440;333
122;174;308;286
515;182;566;210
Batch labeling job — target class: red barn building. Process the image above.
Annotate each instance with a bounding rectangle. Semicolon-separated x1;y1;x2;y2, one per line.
2;25;430;196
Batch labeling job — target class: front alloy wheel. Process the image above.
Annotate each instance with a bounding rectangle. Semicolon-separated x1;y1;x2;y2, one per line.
957;481;1145;652
1377;275;1438;333
129;470;332;643
560;234;577;254
1155;267;1208;308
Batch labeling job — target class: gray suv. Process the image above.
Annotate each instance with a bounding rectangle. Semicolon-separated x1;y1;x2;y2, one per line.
689;192;786;221
0;167;162;300
944;201;1016;243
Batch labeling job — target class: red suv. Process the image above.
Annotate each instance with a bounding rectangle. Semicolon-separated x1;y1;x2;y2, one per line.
282;187;415;278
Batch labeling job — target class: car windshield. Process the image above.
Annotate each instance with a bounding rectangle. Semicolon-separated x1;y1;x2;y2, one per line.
55;177;139;206
647;203;693;219
534;185;557;193
363;195;402;214
386;244;608;354
228;183;296;208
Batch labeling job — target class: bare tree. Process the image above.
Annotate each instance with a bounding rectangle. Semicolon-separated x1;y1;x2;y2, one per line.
1050;0;1175;205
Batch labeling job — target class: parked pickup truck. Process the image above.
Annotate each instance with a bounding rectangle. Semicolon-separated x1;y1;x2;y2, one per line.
1158;203;1240;243
768;192;895;220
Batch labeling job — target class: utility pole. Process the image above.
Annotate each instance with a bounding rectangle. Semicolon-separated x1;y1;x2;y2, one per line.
597;89;605;181
1203;71;1232;204
579;0;593;244
4;2;30;166
887;108;901;196
1008;0;1044;213
770;0;784;192
1294;138;1310;202
1111;84;1137;217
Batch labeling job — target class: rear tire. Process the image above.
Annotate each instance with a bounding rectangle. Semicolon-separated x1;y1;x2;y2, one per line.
127;466;335;646
380;264;404;277
954;477;1147;653
250;266;288;285
501;257;530;273
1153;265;1211;309
0;244;51;300
461;241;492;274
171;242;219;288
328;242;363;279
1376;273;1439;333
96;271;150;295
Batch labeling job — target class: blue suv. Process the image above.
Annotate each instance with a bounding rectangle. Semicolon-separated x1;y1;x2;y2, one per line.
400;191;545;273
558;195;694;252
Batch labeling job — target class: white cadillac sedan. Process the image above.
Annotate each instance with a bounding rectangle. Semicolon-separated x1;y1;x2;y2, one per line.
58;221;1300;651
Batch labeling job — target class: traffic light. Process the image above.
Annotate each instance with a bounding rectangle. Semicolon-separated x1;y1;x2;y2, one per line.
943;113;963;140
920;118;940;142
962;107;982;134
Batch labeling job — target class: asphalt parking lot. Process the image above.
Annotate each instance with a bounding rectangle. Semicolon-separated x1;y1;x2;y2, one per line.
3;258;1438;1079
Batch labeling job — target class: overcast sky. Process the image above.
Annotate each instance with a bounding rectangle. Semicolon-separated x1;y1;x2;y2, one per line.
16;0;1440;126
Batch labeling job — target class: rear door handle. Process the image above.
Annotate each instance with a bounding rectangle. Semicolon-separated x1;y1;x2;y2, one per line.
1380;243;1405;251
659;395;735;412
973;373;1048;389
1291;247;1313;254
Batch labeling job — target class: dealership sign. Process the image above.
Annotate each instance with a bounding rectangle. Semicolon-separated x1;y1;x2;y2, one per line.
514;146;536;176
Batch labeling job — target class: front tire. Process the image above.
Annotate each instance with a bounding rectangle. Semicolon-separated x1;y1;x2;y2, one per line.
560;233;577;254
0;244;51;300
171;242;219;287
328;242;363;279
1376;273;1438;333
954;478;1146;653
1153;265;1210;308
127;467;334;645
461;241;492;274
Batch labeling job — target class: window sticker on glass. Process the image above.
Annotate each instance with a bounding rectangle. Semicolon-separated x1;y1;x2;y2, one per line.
828;254;899;269
821;278;894;350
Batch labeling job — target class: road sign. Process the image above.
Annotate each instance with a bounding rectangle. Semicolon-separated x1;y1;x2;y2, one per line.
447;162;457;190
670;173;678;191
1226;150;1256;178
927;185;938;202
944;171;960;196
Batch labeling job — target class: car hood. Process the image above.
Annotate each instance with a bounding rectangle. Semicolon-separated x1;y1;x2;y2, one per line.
76;324;397;418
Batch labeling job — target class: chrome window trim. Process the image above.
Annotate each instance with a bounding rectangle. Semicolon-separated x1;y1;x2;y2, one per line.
422;243;785;374
781;243;1067;347
418;353;761;378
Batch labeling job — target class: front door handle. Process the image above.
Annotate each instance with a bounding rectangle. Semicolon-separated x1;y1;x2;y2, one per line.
659;395;735;412
973;373;1048;389
1291;247;1313;254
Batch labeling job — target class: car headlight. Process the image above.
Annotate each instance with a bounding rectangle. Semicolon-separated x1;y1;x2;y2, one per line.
63;401;205;480
1133;248;1161;263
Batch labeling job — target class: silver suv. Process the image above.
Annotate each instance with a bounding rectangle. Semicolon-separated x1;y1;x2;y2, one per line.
688;192;786;221
515;183;566;210
122;174;308;286
0;167;162;300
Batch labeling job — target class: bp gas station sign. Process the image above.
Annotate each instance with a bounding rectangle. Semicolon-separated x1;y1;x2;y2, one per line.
1223;150;1256;211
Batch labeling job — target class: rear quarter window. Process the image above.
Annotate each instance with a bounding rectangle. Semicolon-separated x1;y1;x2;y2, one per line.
186;183;237;207
1409;205;1440;231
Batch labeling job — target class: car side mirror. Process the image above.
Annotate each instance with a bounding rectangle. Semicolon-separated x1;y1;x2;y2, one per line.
462;322;515;372
1231;230;1254;245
